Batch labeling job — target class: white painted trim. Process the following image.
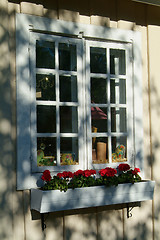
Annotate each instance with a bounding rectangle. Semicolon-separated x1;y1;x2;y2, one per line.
16;13;143;189
16;13;135;43
132;32;144;178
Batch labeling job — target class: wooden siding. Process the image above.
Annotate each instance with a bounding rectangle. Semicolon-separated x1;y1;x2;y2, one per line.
1;0;160;239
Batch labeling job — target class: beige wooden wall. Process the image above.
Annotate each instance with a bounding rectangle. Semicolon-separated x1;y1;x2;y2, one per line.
1;0;160;239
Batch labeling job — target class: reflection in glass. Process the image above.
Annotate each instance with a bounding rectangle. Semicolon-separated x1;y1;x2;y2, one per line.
37;106;56;133
111;136;127;162
60;106;78;133
60;76;77;102
110;49;126;75
111;107;126;133
59;43;77;71
37;137;57;166
36;74;55;101
92;137;109;164
110;79;126;104
60;137;78;165
90;47;107;73
91;107;107;132
91;78;107;104
36;40;55;69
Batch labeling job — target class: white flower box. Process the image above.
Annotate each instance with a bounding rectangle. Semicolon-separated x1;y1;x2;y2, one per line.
31;181;155;213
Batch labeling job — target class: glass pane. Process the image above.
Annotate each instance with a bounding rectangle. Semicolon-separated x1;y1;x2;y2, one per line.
36;74;55;101
60;137;78;165
59;43;77;71
110;79;126;104
91;107;108;132
111;107;126;133
60;106;78;133
92;137;109;164
91;78;107;104
90;47;107;74
37;106;56;133
110;49;126;75
36;40;55;69
60;76;77;102
37;137;57;166
111;136;127;162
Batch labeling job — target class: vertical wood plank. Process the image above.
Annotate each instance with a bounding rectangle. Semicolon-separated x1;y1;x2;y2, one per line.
44;213;64;240
23;190;45;240
147;23;160;240
90;0;117;20
58;0;90;23
7;2;26;240
43;0;58;19
65;214;84;240
20;2;43;16
97;209;123;240
0;1;14;240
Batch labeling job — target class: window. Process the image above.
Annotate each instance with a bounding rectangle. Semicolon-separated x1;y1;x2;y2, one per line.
16;14;143;189
30;35;84;172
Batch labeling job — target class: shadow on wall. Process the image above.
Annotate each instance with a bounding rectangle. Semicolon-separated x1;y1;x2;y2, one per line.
31;201;153;240
1;0;160;239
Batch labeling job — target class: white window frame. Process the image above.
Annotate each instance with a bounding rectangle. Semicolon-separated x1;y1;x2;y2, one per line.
29;33;84;173
16;13;143;190
85;40;134;170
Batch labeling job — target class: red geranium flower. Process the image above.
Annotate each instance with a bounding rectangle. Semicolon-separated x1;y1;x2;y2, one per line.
99;167;117;177
74;170;84;177
132;168;140;175
118;163;130;172
41;170;51;182
73;169;96;177
82;170;91;177
57;172;63;178
90;169;96;175
57;171;74;178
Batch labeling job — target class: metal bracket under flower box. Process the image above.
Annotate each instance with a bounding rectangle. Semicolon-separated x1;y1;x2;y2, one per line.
31;181;155;213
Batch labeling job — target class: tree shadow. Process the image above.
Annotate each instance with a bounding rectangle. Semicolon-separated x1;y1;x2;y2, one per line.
1;0;160;239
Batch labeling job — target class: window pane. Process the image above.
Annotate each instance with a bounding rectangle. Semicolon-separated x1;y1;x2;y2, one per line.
60;76;77;102
91;107;108;132
91;78;107;104
36;40;55;69
37;137;57;166
36;74;55;101
59;43;77;71
111;107;127;133
110;79;126;104
92;137;109;164
111;136;127;162
60;137;78;165
60;106;78;133
110;49;126;75
90;47;107;73
37;106;56;133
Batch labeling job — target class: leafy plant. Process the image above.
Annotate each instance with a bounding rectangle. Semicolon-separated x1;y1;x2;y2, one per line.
41;164;141;192
117;164;141;184
68;170;97;189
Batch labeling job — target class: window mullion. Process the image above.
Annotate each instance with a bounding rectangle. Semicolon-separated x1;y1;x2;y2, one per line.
85;41;92;169
115;58;120;133
107;47;112;164
77;39;85;169
55;40;60;166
